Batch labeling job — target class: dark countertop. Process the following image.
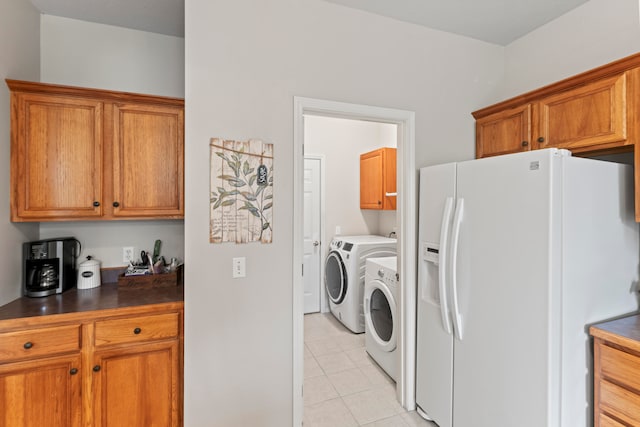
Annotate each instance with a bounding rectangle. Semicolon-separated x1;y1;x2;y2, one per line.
590;313;640;352
0;283;184;322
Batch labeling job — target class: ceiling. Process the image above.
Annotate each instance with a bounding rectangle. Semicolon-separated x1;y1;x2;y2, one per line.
28;0;589;45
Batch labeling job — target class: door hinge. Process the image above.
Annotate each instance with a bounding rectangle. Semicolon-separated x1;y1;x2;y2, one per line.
302;264;304;276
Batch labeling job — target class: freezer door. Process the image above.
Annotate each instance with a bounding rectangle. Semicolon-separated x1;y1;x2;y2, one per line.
452;149;560;427
416;163;456;427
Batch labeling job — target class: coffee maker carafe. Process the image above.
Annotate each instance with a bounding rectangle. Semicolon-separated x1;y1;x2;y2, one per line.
24;238;78;297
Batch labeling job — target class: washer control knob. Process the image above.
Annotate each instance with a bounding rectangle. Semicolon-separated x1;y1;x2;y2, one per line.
378;269;385;278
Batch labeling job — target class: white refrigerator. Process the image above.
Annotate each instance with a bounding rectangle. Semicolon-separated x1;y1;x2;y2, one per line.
416;148;639;427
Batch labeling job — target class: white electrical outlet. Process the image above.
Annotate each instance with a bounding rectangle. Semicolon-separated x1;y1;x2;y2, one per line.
233;257;246;278
123;246;135;264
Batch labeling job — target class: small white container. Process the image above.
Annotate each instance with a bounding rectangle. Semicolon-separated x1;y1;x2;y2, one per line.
77;256;101;289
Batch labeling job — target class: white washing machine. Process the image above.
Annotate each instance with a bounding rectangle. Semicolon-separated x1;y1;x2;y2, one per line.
364;256;398;381
324;235;397;333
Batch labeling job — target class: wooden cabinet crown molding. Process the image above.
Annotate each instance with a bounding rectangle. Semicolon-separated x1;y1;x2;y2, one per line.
472;51;640;119
5;79;184;107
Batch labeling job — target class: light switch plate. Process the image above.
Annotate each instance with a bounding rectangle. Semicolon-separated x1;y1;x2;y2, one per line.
233;257;246;278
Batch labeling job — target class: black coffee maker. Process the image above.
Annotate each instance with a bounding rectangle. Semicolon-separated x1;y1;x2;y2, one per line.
23;238;78;297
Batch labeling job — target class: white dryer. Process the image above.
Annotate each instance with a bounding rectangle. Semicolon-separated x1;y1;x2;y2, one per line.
364;256;398;381
324;235;397;333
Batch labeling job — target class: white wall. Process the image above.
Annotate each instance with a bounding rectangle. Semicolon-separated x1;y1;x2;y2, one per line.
304;115;397;241
39;15;186;267
184;0;504;425
502;0;640;98
0;0;41;305
40;15;184;98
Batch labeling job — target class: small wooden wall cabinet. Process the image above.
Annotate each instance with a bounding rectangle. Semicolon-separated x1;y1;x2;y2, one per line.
591;315;640;426
472;52;640;222
6;79;185;222
0;300;183;427
360;147;397;210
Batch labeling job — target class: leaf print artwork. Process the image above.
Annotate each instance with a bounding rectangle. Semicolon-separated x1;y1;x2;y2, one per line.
210;138;273;243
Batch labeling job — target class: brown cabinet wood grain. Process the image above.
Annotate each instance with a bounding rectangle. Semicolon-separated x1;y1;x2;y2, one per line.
92;340;180;427
360;147;396;210
112;103;184;218
535;73;628;153
0;303;183;427
591;315;640;427
475;104;532;158
6;79;184;222
0;354;82;427
474;72;631;158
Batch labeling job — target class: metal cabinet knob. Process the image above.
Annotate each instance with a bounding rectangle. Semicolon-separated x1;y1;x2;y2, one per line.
70;368;78;375
521;141;529;147
93;201;100;207
537;137;545;143
313;241;320;247
113;201;120;208
133;327;142;335
23;342;33;350
93;365;101;372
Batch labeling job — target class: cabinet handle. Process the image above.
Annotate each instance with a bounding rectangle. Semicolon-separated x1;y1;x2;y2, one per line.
537;137;545;143
113;201;120;208
70;368;78;375
23;342;33;349
93;365;101;372
133;327;142;335
93;201;100;207
377;201;382;205
521;141;529;147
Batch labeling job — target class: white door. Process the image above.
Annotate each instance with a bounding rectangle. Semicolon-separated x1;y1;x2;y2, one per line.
452;151;554;427
303;157;322;313
415;163;456;427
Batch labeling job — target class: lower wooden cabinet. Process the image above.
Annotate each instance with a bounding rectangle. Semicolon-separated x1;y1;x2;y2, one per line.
0;354;82;427
0;303;183;427
591;315;640;427
92;340;179;427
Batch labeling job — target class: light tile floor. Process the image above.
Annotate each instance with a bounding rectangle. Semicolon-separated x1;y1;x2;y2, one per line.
303;312;436;427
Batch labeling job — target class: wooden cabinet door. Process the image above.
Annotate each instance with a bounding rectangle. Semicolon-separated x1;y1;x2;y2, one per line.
360;148;396;210
11;93;103;221
112;103;184;218
92;340;180;427
535;73;628;153
0;354;82;427
475;104;532;158
360;149;384;209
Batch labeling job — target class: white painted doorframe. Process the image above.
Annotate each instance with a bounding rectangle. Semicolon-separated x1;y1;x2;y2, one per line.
293;97;417;427
303;154;327;313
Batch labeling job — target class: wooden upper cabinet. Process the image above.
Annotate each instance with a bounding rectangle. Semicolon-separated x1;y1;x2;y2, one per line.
360;147;396;210
535;73;628;153
112;103;184;218
473;65;637;159
6;79;184;222
476;104;532;158
10;93;103;220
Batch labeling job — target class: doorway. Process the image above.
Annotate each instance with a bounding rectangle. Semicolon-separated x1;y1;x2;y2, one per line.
293;97;417;426
303;155;323;314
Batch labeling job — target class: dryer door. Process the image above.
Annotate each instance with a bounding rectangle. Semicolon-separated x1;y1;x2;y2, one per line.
365;281;397;352
325;251;347;304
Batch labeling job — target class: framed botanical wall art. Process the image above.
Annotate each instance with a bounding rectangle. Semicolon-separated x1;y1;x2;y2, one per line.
209;138;273;243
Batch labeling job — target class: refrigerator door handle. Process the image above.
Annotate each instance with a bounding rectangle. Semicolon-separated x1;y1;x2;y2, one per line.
450;197;464;340
438;197;454;335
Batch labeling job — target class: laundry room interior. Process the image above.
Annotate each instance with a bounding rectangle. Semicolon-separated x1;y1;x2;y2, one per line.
303;114;398;313
301;114;419;425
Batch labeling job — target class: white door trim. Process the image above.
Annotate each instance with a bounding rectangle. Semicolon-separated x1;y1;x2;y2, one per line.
292;96;417;427
303;154;327;313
